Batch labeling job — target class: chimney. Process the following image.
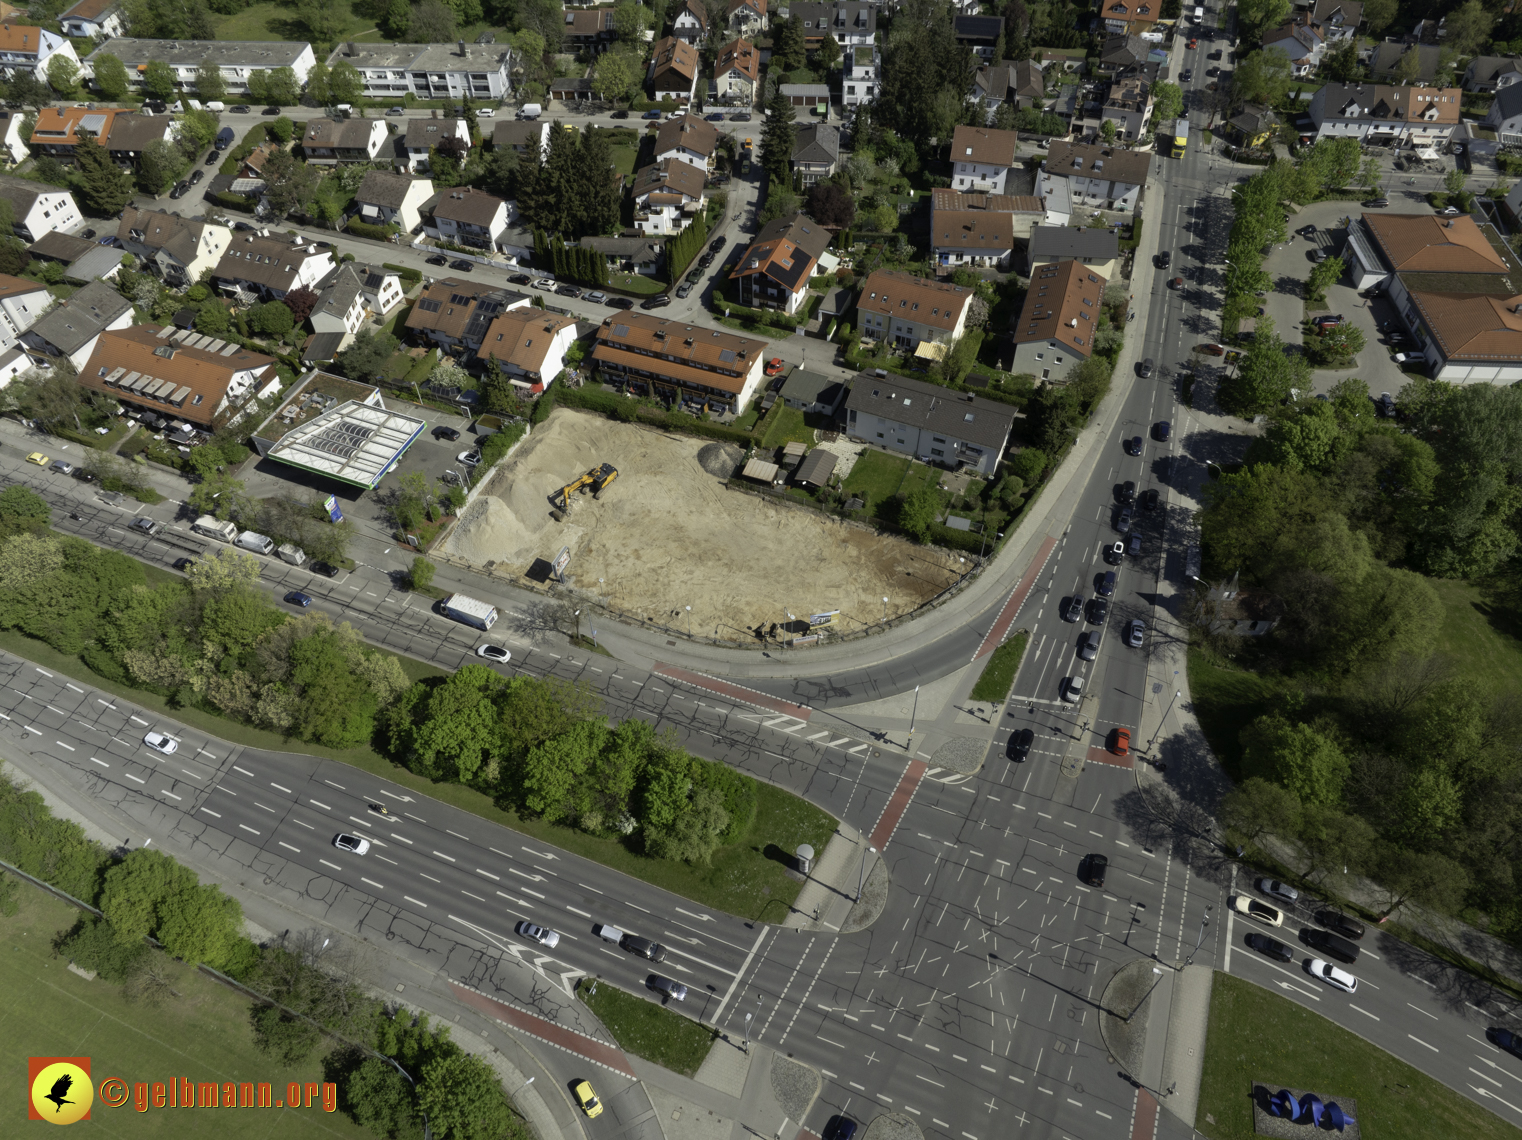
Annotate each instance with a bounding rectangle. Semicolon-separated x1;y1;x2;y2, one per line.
459;40;466;57
347;41;355;55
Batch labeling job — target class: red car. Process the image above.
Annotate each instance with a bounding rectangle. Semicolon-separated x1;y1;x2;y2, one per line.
1187;38;1198;48
1196;343;1225;356
1110;728;1131;757
764;358;784;375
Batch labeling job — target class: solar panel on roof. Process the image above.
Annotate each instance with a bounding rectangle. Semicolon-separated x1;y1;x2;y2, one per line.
613;324;629;336
220;343;239;356
718;349;735;362
417;298;442;313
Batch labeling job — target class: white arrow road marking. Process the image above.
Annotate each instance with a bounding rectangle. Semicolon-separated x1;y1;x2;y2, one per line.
675;906;713;922
521;846;558;860
448;916;585;996
1276;980;1320;1001
1473;1086;1522;1116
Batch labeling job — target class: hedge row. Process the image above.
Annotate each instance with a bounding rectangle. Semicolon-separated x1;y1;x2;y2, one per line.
211;192;257;213
383;261;423;284
346;218;398;242
540;384;760;446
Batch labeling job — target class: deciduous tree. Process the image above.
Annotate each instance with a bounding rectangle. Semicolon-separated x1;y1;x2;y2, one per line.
92;52;129;100
1233;48;1292;108
195;58;227;103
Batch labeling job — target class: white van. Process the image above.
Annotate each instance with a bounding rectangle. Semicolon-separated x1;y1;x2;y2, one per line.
236;531;274;555
517;103;542;120
204;100;226;113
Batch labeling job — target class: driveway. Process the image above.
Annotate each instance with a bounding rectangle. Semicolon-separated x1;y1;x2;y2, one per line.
1258;197;1417;402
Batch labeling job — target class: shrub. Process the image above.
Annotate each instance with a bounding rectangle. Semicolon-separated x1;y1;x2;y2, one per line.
382;261;423;284
54;915;149;982
346;218;398;242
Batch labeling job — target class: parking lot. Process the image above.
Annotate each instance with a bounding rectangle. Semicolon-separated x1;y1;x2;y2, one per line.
1259;196;1426;404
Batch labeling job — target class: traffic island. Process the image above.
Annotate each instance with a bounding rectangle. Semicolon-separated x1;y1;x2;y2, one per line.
771;1053;821;1124
862;1111;922;1140
840;858;890;933
1099;957;1168;1080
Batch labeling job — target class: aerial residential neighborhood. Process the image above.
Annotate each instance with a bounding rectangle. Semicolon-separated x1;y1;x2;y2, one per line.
2;5;1522;1140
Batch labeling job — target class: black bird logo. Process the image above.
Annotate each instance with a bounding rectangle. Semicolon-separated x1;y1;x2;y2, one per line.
43;1073;76;1114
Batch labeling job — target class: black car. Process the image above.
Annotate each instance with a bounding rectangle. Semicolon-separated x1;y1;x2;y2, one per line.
1154;420;1171;441
172;557;196;571
80;228;95;240
1125;435;1142;456
1297;224;1318;238
730;112;752;121
188;168;203;185
1062;594;1084;623
508;273;532;285
698;252;714;267
1097;570;1117;597
1156;251;1171;269
310;561;340;579
168;181;189;199
1083;854;1108;888
709;236;727;252
1117;507;1133;533
1119;480;1136;504
1492;1028;1522;1060
610;109;629;119
1179;68;1192;82
262;106;281;115
1087;597;1108;625
1138;357;1154;378
1362;198;1389;208
556;283;582;298
1007;728;1034;762
827;1118;858;1140
230;104;251;114
1141;488;1160;511
205;149;220;165
619;934;667;962
433;425;461;441
1247;933;1294;962
450;259;475;272
426;254;449;266
1103;540;1124;565
640;294;671;310
608;296;635;310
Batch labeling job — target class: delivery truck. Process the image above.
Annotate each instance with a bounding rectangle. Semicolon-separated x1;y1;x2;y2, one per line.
192;515;237;542
277;543;306;566
443;593;499;630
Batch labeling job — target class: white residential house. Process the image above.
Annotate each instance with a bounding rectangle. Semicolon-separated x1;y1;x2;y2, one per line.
654;114;719;172
310;262;403;344
1309;81;1462;147
354;171;434;234
0;177;82;241
631;159;706;236
1260;18;1324;77
1310;0;1361;40
60;0;126;41
1037;141;1151;224
855;269;974;350
843;46;879;107
480;308;579;394
0;273;53;352
492;119;551;161
115;207;230;288
948;124;1020;193
1487;85;1522;145
1466;55;1522;94
401;117;470;173
324;40;517;101
725;0;768;36
715;38;759;104
0;26;77;82
84;38;316;92
672;0;709;44
213;233;334;302
0;112;26;165
430;187;512;252
301;117;390;165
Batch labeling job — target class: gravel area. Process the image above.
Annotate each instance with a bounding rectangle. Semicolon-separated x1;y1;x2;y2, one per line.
1251;1084;1360;1140
809;436;864;480
929;735;986;775
841;859;890;933
696;442;745;479
861;1111;922;1140
770;1054;820;1123
1100;958;1161;1079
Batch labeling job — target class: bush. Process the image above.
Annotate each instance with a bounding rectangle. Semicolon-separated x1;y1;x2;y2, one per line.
54;915;149;982
382;261;423;284
346;218;398;242
408;556;435;591
211;192;257;213
478;421;527;466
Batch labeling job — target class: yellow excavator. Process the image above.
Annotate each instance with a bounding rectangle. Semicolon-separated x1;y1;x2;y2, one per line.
551;463;618;511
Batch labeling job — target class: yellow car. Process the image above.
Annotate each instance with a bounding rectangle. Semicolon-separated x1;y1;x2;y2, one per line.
1232;894;1284;928
572;1079;602;1118
25;452;48;466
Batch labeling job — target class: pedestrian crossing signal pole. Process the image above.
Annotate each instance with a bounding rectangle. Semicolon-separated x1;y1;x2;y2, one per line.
907;684;920;750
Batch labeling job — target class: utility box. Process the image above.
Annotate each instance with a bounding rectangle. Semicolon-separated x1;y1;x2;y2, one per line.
277;543;306;566
796;844;814;875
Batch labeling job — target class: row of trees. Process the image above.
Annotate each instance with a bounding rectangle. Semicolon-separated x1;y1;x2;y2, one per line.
533;231;611;288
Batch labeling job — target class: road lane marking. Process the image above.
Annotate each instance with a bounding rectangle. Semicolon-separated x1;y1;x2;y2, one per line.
1409;1035;1438;1052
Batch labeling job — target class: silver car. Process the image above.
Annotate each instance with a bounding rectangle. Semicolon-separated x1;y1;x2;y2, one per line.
1127;619;1145;648
516;921;560;948
648;975;687;1001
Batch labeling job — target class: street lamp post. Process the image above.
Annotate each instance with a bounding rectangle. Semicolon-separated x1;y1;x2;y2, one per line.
857;843;877;902
907;685;920;749
882;596;888;623
1149;689;1182;750
573;608;581;644
686;605;692;637
1187;913;1211;966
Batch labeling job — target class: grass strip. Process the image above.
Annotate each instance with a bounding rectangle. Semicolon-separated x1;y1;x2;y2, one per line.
576;977;716;1077
1196;970;1521;1140
969;632;1030;703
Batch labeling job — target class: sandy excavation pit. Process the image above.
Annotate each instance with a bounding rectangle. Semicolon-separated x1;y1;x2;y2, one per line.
443;409;965;638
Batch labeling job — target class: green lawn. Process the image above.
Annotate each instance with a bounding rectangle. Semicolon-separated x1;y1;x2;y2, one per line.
213;2;374;42
1197;971;1522;1140
760;405;814;449
609;145;639;177
576;978;716;1077
607;271;665;296
1431;577;1522;695
1186;647;1285;780
970;632;1029;703
841;449;910;514
0;890;372;1140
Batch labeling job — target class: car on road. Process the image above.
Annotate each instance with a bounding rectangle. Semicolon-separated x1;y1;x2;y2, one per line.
1393;351;1422;365
573;1080;603;1118
1141;488;1160;511
1154;420;1171;441
1155;251;1171;269
1138;357;1154;378
1061;675;1084;702
49;459;74;475
386;106;406;115
608;296;635;310
284;591;313;607
1109;727;1130;756
457;449;482;466
205;149;220;164
129;517;163;536
450;259;475;272
585;291;607;304
1179;68;1192;82
1116;507;1133;533
685;267;703;283
433;425;461;441
1127;619;1145;648
311;561;340;579
610;110;629;119
710;236;727;252
1078;630;1101;661
230;104;251;114
508;273;532;285
698;252;714;267
1362;197;1388;208
144;731;178;754
641;294;671;310
515;921;560;948
620;934;667;961
1125;435;1142;455
556;283;582;298
648;975;688;1001
642;109;663;119
1087;597;1108;624
827;1117;858;1140
476;643;511;662
168;181;189;199
1127;534;1142;557
333;833;370;855
1168;276;1183;289
1097;570;1117;597
262;105;282;115
1307;958;1358;993
1082;853;1108;887
1256;878;1299;905
425;254;448;266
172;557;196;571
1206;66;1220;77
705;112;726;121
1187;37;1197;48
1247;933;1294;962
1119;479;1136;503
24;451;47;466
1104;541;1125;565
1232;895;1284;927
1062;594;1084;622
188;168;203;185
1440;205;1461;216
729;112;752;121
1490;1028;1522;1060
1297;224;1317;238
1007;728;1034;761
675;283;693;298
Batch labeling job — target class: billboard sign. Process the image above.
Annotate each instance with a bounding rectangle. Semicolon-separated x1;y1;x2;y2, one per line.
809;611;839;627
551;545;572;582
324;495;344;523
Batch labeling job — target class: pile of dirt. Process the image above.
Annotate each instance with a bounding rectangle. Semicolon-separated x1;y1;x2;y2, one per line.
696;441;745;479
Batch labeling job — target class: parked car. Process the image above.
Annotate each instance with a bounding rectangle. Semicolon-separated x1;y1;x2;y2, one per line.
262;106;281;115
1256;878;1299;905
675;283;693;298
1127;619;1145;648
450;259;475;272
765;357;785;375
641;294;671;310
515;921;560;948
129;517;162;536
1393;351;1423;365
610;110;629;119
584;291;607;304
168;181;189;199
642;109;662;119
1141;488;1160;511
386;106;406;115
533;277;556;289
426;254;449;266
1312;248;1329;263
1104;541;1125;565
705;112;725;121
230;104;251;114
730;112;752;121
49;459;74;475
1179;68;1192;82
205;149;220;165
508;273;532;285
1362;198;1388;208
333;833;370;855
433;425;461;441
457;449;482;466
709;236;727;252
608;297;635;310
311;561;340;579
685;267;703;283
188;168;204;185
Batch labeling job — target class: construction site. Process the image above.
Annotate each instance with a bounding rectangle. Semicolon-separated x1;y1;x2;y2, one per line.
441;410;967;640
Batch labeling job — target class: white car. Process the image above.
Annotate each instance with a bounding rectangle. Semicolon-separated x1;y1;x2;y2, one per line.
333;833;371;855
1256;877;1299;905
143;731;178;754
1232;894;1284;927
478;107;495;117
476;643;511;663
1061;676;1084;703
1307;958;1357;993
516;920;560;948
1392;351;1422;365
457;449;482;466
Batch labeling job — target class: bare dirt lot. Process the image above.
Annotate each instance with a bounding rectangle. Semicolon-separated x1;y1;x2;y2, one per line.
443;409;964;638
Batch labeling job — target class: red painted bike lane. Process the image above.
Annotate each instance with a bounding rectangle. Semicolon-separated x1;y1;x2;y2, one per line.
974;534;1059;660
449;981;638;1078
653;664;812;720
868;758;929;852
